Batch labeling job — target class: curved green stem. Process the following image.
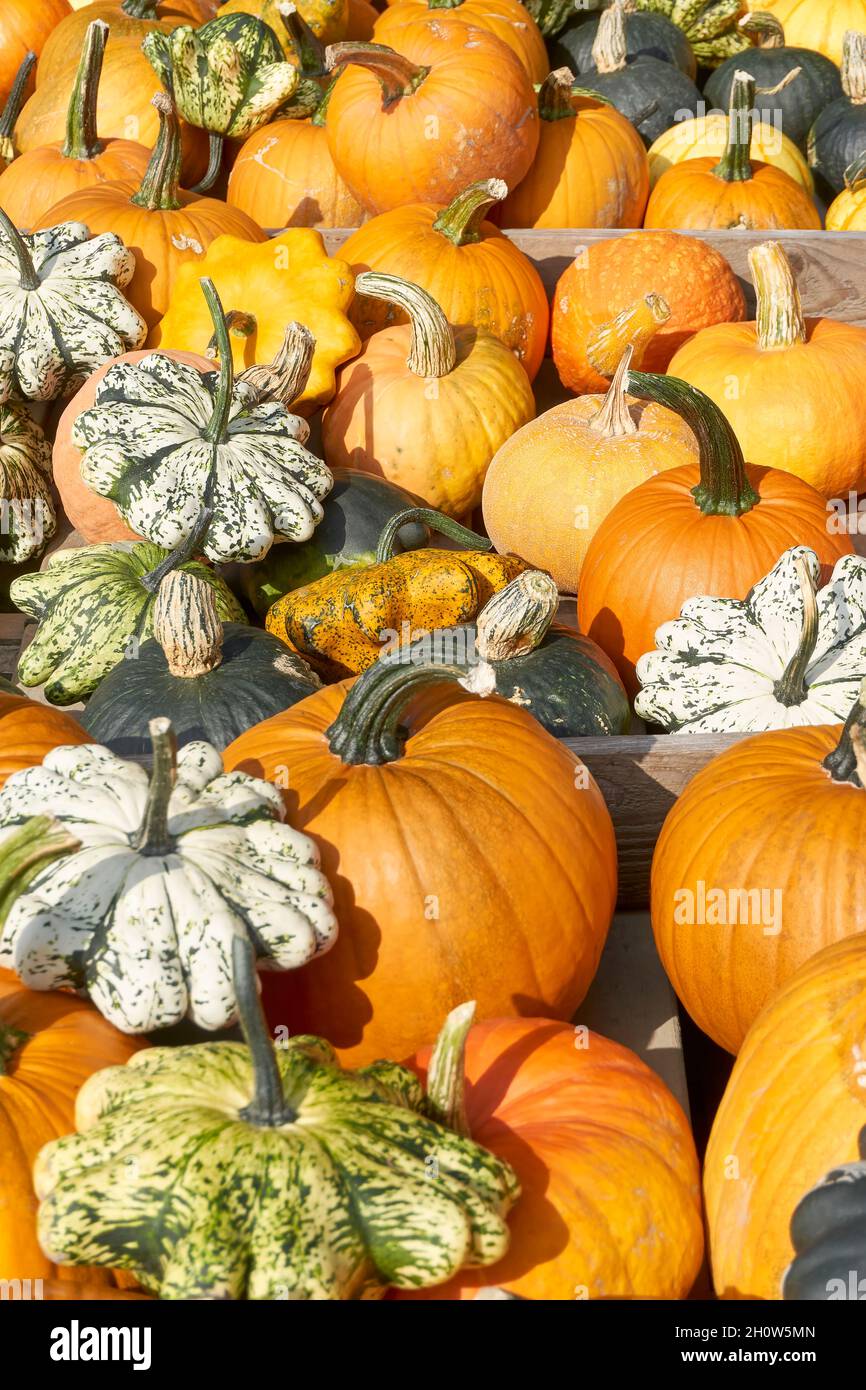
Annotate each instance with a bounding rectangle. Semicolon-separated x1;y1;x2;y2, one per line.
190;132;225;195
311;73;339;127
354;271;456;377
0;51;36;154
823;681;866;787
774;557;818;707
425;1000;475;1137
326;655;481;765
134;719;177;855
234;934;297;1127
280;1;327;76
202;278;235;445
738;12;785;48
432;179;508;246
121;0;162;16
627;369;759;516
62;18;107;161
325;42;429;106
376;507;491;564
0;817;79;939
712;70;755;182
0;208;39;291
131;91;184;211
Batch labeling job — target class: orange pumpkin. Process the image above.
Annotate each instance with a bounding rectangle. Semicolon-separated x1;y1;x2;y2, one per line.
645;70;822;231
346;0;377;39
482;348;699;594
0;692;92;789
500;70;649;231
705;932;866;1298
227;102;365;230
34;92;266;330
37;0;219;90
219;0;349;48
0;0;69;107
576;370;854;697
373;0;548;82
324;24;539;214
223;654;618;1066
392;1014;703;1300
0;958;143;1288
668;240;866;499
551;229;747;396
340;179;549;380
0;20;150;229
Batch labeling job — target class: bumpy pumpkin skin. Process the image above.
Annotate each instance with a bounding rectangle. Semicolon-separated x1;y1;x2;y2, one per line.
757;0;866;64
224;686;618;1066
644;158;822;231
394;1017;703;1300
705;934;866;1299
227;118;365;231
651;724;866;1055
551;232;745;394
373;0;549;82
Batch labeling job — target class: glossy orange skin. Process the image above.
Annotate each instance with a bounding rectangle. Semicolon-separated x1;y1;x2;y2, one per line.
652;725;866;1056
0;0;70;106
34;183;266;330
705;933;866;1297
391;1017;703;1300
37;1;218;89
0;968;143;1286
0;695;92;790
644;158;822;231
500;97;648;231
228;118;365;231
0;139;150;230
224;687;618;1066
341;202;549;380
577;462;854;697
325;18;539;215
373;0;549;82
551;231;746;395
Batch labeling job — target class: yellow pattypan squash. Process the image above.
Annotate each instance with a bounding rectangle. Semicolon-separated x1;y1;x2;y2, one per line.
218;0;349;48
148;229;360;410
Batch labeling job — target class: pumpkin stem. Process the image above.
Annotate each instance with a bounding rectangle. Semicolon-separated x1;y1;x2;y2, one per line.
191;132;225;195
425;1000;476;1137
432;179;508;246
327;649;496;765
844;149;866;193
234;934;298;1127
823;680;866;786
0;51;35;165
121;0;162;16
773;556;819;707
591;0;628;75
475;570;558;661
62;19;108;162
354;271;457;377
202;277;235;446
739;13;785;49
627;369;760;516
586;294;671;381
310;73;340;127
712;70;756;183
325;42;429;106
751;241;807;351
206;310;258;357
377;507;492;563
154;571;224;677
131;92;184;211
842;29;866;104
0;816;79;937
279;1;327;77
0;209;40;292
240;322;315;407
590;346;638;437
135;717;177;855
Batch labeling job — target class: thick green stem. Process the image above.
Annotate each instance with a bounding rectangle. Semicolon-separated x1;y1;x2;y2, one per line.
131;92;184;210
738;13;785;48
712;70;755;183
823;681;866;786
191;132;225;195
432;179;508;245
377;507;491;564
234;934;297;1127
354;271;456;377
327;655;483;765
62;19;107;161
279;1;327;76
121;0;162;16
627;369;759;516
0;51;36;156
0;817;79;938
325;42;429;106
311;73;339;127
134;718;177;855
774;557;818;706
0;208;40;291
537;67;579;121
425;1001;475;1137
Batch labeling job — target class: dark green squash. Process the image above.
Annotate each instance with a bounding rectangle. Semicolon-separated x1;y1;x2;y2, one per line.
577;0;702;146
82;571;321;754
783;1126;866;1301
237;468;430;616
550;4;696;79
705;14;842;152
808;29;866;194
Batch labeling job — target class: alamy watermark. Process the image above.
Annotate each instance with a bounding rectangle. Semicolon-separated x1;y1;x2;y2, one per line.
673;881;783;937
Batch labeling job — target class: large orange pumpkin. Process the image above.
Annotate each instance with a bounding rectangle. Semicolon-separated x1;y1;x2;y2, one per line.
667;240;866;499
0;0;70;107
227;105;365;231
482;348;699;594
0;691;92;789
576;370;854;697
651;697;866;1056
391;1014;703;1300
500;70;649;231
224;655;618;1066
37;0;219;90
373;0;548;82
339;179;549;381
704;931;866;1298
324;24;539;214
0;19;150;229
551;229;746;396
34;92;266;330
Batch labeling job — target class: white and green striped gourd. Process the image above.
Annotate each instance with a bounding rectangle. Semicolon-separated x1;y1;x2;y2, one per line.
0;404;55;563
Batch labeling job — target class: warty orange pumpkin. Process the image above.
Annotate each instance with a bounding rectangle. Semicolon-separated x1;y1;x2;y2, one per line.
576;369;854;697
37;0;219;90
372;0;549;82
223;652;618;1066
0;0;70;108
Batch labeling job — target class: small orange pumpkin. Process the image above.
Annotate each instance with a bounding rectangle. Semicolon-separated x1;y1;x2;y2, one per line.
37;1;219;91
0;0;70;108
373;0;548;82
0;692;92;788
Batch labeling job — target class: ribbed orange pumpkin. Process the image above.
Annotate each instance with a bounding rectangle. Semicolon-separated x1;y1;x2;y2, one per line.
651;698;866;1056
501;70;648;230
482;349;699;594
373;0;548;82
391;1015;704;1300
551;229;746;396
0;0;69;107
340;179;549;380
223;655;618;1066
35;92;265;330
37;0;219;90
0;693;92;789
576;371;854;697
227;106;364;230
324;23;539;214
0;20;150;229
705;931;866;1298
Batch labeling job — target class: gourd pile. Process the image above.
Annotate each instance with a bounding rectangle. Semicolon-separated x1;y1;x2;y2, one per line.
0;0;864;1306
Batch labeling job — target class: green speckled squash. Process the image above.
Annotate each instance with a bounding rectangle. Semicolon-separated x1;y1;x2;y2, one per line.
33;943;520;1300
0;720;337;1034
11;541;244;706
83;571;321;754
634;0;749;66
0;405;55;564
